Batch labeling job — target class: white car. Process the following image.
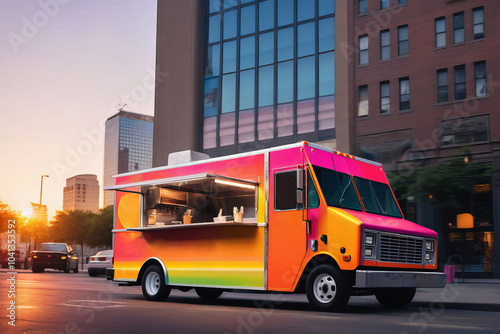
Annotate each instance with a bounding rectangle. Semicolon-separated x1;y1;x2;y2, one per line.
88;250;113;276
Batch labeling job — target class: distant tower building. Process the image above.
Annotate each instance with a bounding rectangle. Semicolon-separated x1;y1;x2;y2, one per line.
63;174;100;213
31;202;48;223
103;111;154;207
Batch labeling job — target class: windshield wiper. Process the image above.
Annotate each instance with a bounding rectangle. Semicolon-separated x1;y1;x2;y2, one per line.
338;177;352;206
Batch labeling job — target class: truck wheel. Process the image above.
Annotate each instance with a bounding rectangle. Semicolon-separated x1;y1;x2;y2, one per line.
32;265;44;273
306;265;351;311
375;288;416;308
142;265;171;301
195;288;223;300
73;260;79;273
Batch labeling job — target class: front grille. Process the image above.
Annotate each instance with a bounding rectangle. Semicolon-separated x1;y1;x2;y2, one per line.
379;234;423;264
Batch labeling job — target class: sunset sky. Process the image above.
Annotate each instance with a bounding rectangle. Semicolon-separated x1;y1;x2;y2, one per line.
0;0;157;219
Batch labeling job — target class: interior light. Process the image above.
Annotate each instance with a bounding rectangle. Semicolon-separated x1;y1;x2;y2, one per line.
214;179;256;189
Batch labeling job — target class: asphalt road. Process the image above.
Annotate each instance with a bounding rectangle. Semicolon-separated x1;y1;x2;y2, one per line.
1;270;498;334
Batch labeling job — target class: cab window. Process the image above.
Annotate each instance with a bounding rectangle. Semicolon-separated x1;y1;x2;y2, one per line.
275;171;298;210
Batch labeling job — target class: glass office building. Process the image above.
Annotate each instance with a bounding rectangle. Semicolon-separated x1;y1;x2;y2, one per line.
202;0;336;154
103;111;154;207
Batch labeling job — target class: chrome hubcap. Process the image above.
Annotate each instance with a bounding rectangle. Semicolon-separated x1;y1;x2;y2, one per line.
313;273;337;303
145;271;161;296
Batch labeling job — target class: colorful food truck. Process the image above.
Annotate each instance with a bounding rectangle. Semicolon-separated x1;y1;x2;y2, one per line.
105;142;445;311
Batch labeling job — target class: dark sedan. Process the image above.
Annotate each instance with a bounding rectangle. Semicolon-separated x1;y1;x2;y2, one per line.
31;243;79;273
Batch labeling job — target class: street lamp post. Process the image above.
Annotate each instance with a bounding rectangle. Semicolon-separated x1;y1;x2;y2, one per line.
28;175;49;267
40;175;49;208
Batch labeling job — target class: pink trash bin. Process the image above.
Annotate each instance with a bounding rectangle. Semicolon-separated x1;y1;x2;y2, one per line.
444;265;455;283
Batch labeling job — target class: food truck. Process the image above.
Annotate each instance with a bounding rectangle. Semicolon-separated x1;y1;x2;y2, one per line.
105;142;445;311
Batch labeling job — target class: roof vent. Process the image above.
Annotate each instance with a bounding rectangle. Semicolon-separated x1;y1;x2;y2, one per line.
168;150;210;166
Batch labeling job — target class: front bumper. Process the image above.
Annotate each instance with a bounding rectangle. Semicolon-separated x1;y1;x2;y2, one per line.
355;270;446;288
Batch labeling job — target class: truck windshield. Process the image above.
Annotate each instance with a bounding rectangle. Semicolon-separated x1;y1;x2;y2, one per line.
353;176;402;218
312;164;402;218
312;165;363;211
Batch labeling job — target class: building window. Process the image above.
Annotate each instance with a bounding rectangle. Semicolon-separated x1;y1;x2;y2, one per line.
380;0;389;10
453;12;465;44
435;18;446;48
473;7;484;39
437;69;449;103
399;77;410;110
398;25;408;56
440;115;489;147
241;5;256;36
399;0;407;5
475;61;486;97
359;0;368;15
259;0;274;32
277;0;293;26
454;65;466;100
380;30;390;60
358;85;369;117
359;34;368;65
380;81;390;114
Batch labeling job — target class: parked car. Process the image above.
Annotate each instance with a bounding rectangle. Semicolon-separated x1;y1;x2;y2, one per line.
88;250;113;276
0;250;26;269
31;243;79;273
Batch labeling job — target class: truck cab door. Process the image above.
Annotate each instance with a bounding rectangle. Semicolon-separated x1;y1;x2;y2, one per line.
267;149;308;291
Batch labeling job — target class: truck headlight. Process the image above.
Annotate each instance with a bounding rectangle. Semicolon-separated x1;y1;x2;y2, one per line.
364;231;377;260
424;239;436;264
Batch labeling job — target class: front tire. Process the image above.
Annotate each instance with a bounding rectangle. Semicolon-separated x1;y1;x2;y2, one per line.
32;265;44;273
306;265;351;312
64;261;70;273
195;288;223;300
142;265;171;301
73;260;79;273
375;288;416;308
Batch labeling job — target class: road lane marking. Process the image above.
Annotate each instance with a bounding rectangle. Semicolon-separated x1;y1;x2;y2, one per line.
59;300;127;309
400;323;487;330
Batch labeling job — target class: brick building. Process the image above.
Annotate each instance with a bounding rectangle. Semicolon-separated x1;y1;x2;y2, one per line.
338;0;500;278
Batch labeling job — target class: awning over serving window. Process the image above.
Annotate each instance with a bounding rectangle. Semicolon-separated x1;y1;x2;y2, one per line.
103;173;259;193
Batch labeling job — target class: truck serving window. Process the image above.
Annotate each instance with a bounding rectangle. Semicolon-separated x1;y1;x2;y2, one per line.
352;176;403;218
312;165;362;211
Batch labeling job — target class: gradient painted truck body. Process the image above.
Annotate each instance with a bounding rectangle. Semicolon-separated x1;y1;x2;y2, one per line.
106;142;445;308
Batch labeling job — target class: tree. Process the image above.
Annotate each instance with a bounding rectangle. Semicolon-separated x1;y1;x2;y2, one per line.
50;210;96;268
0;201;18;234
86;206;113;248
389;157;496;208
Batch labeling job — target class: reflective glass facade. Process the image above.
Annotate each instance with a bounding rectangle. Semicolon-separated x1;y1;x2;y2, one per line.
203;0;336;154
118;117;154;174
103;112;154;207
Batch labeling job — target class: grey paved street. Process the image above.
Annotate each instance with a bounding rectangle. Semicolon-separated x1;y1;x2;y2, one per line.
1;269;499;333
